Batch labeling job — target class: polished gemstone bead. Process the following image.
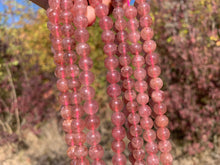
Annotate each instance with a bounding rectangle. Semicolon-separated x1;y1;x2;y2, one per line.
131;137;144;149
121;66;133;77
130;125;143;136
128;153;135;164
155;115;169;127
79;71;95;85
64;51;77;64
74;145;88;158
158;140;172;153
118;42;129;55
111;112;126;126
67;145;76;159
145;53;159;65
115;19;127;31
141;27;154;41
112;154;126;165
125;6;137;19
128;31;140;43
157;127;170;140
145;141;158;154
71;119;85;132
107;71;121;84
109;98;124;111
128;113;140;124
80;86;95;100
86;130;101;145
143;129;156;142
102;30;115;43
62;24;74;37
89;0;101;7
99;16;113;30
61;105;72;119
127;19;139;31
107;84;121;98
134;81;148;93
72;3;87;15
60;0;73;10
73;15;88;28
138;2;150;16
47;9;60;24
66;64;80;77
137;93;149;105
79;57;93;70
71;92;82;104
134;68;146;80
49;24;62;37
95;4;109;18
150;77;163;90
147;65;161;78
111;140;125;153
119;55;131;66
153;103;167;115
133;149;145;160
105;56;119;70
48;0;60;9
129;43;143;54
126;101;138;113
89;144;104;159
112;126;126;140
160;152;173;165
72;105;84;118
74;28;89;43
66;132;86;145
116;31;128;42
85;115;100;130
83;100;99;115
57;79;68;92
140;15;153;28
59;92;70;105
151;90;165;103
73;159;90;165
104;43;117;56
113;7;124;19
146;154;159;165
68;78;81;90
52;38;63;51
128;142;135;152
143;40;156;53
132;55;145;67
138;105;152;117
76;43;91;56
123;78;134;90
60;11;73;24
63;119;72;132
140;117;153;129
124;90;136;101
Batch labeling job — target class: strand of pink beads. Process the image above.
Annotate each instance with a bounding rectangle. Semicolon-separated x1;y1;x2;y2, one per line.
94;0;127;164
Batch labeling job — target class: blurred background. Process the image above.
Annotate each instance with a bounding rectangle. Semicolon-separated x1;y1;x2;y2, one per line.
0;0;219;164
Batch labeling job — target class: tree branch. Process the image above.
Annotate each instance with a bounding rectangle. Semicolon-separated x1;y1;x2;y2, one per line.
29;0;49;10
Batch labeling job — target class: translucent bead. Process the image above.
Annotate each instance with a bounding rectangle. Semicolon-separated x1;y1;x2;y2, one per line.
57;79;68;92
128;31;140;43
138;2;150;16
132;55;145;67
105;56;119;70
61;105;72;119
79;71;95;85
109;98;123;112
140;117;153;129
62;24;74;37
60;11;73;24
111;0;123;7
83;100;99;115
121;66;133;78
68;78;81;90
86;130;101;145
85;115;100;130
67;145;76;159
150;77;163;90
69;132;86;145
47;9;60;24
112;126;126;140
133;149;145;160
155;115;169;127
146;154;159;165
137;93;149;105
71;92;82;104
128;153;135;164
89;0;101;7
119;55;131;66
80;86;95;100
128;142;135;152
143;129;156;142
59;92;70;105
134;160;145;165
60;0;73;10
115;19;127;31
73;15;88;28
52;38;63;51
134;68;146;80
76;43;91;56
99;16;113;30
102;30;115;43
92;160;105;165
128;113;140;124
151;90;165;103
112;154;126;165
117;31;128;42
111;112;126;126
127;19;139;31
63;119;72;132
123;78;134;90
74;28;89;43
107;84;121;98
89;144;104;160
124;90;136;101
125;6;137;19
138;105;152;117
49;24;62;38
130;125;143;136
134;81;148;93
126;101;138;113
95;4;109;18
153;103;167;115
147;65;161;78
79;57;93;70
118;43;129;55
131;137;143;149
71;119;85;132
104;43;117;56
66;64;80;77
72;105;84;118
72;3;87;15
141;27;154;41
145;141;158;154
140;15;153;28
48;0;60;9
113;7;124;19
160;152;173;165
158;140;172;153
107;71;121;84
145;53;159;65
129;43;142;54
112;140;125;153
64;51;77;64
143;40;156;53
157;127;170;140
74;145;88;158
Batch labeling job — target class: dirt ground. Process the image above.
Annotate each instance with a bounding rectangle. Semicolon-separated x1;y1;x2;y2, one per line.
0;119;220;165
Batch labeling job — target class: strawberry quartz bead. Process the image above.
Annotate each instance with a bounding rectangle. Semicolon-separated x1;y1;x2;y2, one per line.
146;154;159;165
89;0;101;7
140;15;153;28
112;154;127;165
141;27;154;41
107;84;121;98
92;160;105;165
140;117;153;129
85;115;100;130
118;43;129;55
62;119;72;132
128;31;140;43
150;78;163;90
79;71;95;85
80;86;95;100
134;80;148;93
72;3;87;15
129;43;143;54
95;4;109;18
74;29;89;43
72;105;84;118
71;92;82;104
62;37;75;50
112;126;126;140
99;16;113;30
133;149;145;160
160;152;173;165
71;119;85;132
47;9;60;24
147;65;161;78
79;57;93;70
74;145;88;158
86;130;101;145
127;19;139;31
126;101;138;113
66;64;80;77
60;105;72;119
157;127;170;140
65;132;86;145
123;78;135;90
143;129;156;142
106;71;121;84
102;30;115;43
158;140;172;152
143;40;157;53
145;141;158;154
112;7;124;19
128;113;140;124
58;92;70;105
76;43;91;56
89;144;104;159
131;137;144;149
105;56;119;70
109;98;124;111
137;2;150;16
115;19;127;31
68;78;81;90
112;140;126;153
138;105;152;117
121;66;133;77
73;15;88;28
151;90;165;102
132;55;145;67
155;115;169;127
111;112;126;126
145;53;159;65
60;0;73;10
137;93;149;105
67;146;77;159
103;43;117;55
125;6;137;19
48;0;60;9
130;125;143;136
117;31;128;42
64;51;77;64
119;55;131;66
134;68;146;80
134;160;145;165
83;100;99;115
60;11;73;24
62;24;74;37
57;79;68;92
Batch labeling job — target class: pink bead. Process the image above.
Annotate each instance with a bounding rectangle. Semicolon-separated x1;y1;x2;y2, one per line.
141;27;154;41
66;64;80;77
115;19;127;31
119;55;131;66
85;115;100;130
69;132;86;145
118;43;129;55
111;112;126;126
117;31;128;42
126;101;138;113
83;100;99;115
157;127;170;140
61;105;72;119
147;65;161;78
74;28;89;43
130;125;143;136
86;130;101;145
102;30;115;43
74;145;88;158
134;81;148;93
128;31;140;43
62;119;72;132
146;154;159;165
151;90;165;103
150;77;163;90
155;115;169;127
153;103;167;115
80;86;95;100
67;145;76;159
95;4;109;18
138;105;152;117
137;2;150;16
121;66;133;78
133;149;145;160
107;71;121;84
131;137;144;149
128;142;135;152
47;9;60;24
113;7;124;19
124;90;136;101
112;126;126;140
143;129;156;142
137;93;149;105
129;43;142;54
128;153;135;164
125;6;137;19
145;53;159;65
52;38;63;51
60;0;73;10
72;3;87;15
49;24;62;38
109;98;123;111
140;15;153;28
71;92;82;104
57;79;68;92
134;160;145;165
92;160;105;165
59;92;70;105
71;119;85;132
160;152;173;165
123;78;135;90
79;57;93;70
143;40;156;53
107;84;121;98
89;144;104;159
112;154;126;165
111;140;125;153
60;11;73;24
73;15;88;28
134;68;146;80
158;140;172;153
132;55;145;67
127;19;139;31
68;78;81;90
64;51;77;64
62;24;74;37
104;43;117;55
105;56;119;70
72;105;84;118
145;141;158;154
79;71;95;85
99;16;113;30
140;117;153;129
89;0;101;7
48;0;60;9
76;43;91;56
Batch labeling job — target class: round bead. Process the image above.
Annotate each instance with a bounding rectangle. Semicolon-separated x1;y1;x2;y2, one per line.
124;90;136;101
74;145;88;158
157;127;170;140
128;113;140;125
57;79;68;92
89;0;101;7
79;71;95;85
58;92;70;105
60;0;73;10
143;40;156;53
127;19;139;31
112;126;126;140
128;31;140;43
107;84;121;98
158;140;172;153
111;112;126;126
67;145;76;159
121;66;133;78
129;43;142;54
61;105;72;119
48;0;60;9
95;4;109;18
99;16;113;30
71;119;85;132
138;105;152;117
54;51;65;65
134;68;146;80
86;130;101;145
71;92;82;104
153;103;167;115
113;7;124;19
130;125;143;136
72;3;87;15
107;70;121;84
131;137;143;149
85;115;100;130
112;140;125;153
79;57;93;70
146;154;159;165
150;77;163;90
134;160;145;165
145;53;159;65
137;93;149;105
119;55;131;66
115;19;127;31
66;64;80;77
64;51;77;64
80;86;95;100
76;43;91;56
112;154;126;165
102;30;115;43
62;119;72;132
105;56;119;70
160;152;173;165
117;31;128;42
67;132;86;145
140;15;153;28
145;141;158;154
155;115;169;127
133;149;145;160
132;55;145;67
104;43;117;55
92;160;105;165
123;78;134;90
47;9;60;24
138;2;150;16
147;65;161;78
73;15;88;28
125;6;137;18
74;28;89;43
89;144;104;160
134;81;148;93
143;129;156;142
151;90;165;103
83;100;99;115
62;24;74;37
68;78;81;90
72;105;84;118
126;101;138;113
109;98;124;111
140;117;153;129
60;11;73;24
141;27;154;41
